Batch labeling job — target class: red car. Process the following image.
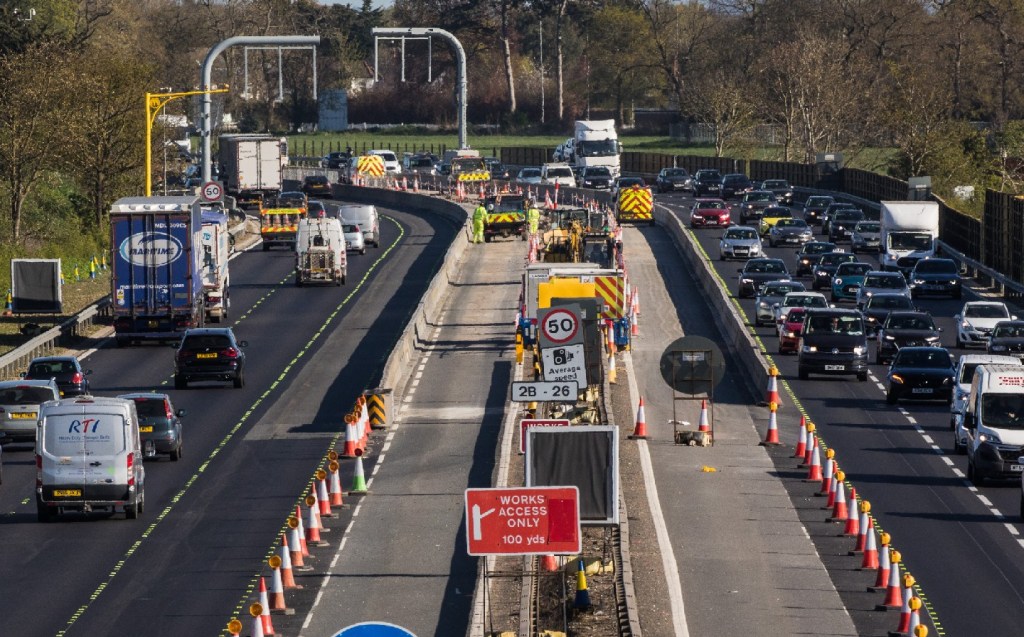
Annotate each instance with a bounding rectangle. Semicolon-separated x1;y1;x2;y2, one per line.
777;308;806;354
689;198;731;228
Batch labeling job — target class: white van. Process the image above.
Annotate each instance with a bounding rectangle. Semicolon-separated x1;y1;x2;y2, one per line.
540;162;577;188
951;354;1022;453
964;365;1024;485
339;204;380;248
295;217;347;286
367;149;401;174
36;396;145;521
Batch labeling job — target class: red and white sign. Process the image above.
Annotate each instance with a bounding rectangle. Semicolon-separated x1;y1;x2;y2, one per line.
540;307;579;345
201;181;223;202
465;486;581;556
519;418;571;453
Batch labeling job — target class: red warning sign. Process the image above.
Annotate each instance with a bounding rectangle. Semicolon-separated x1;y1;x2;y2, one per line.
464;487;581;556
519;418;571;453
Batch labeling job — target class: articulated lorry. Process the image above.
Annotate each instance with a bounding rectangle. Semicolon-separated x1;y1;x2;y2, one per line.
200;209;231;322
553;120;622;178
110;196;204;346
218;134;287;208
880;201;939;275
295;217;347;286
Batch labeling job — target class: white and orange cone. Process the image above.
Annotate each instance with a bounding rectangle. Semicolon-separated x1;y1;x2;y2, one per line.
698;399;711;433
268;554;290;609
294;506;310;557
819;450;835;497
870;534;892;589
793;416;807;458
894;574;916;632
317;471;333;518
287;518;306;568
629;397;648;439
804;436;823;482
766;366;781;406
844;488;861;536
860;518;880;569
278;534;299;589
802;424;817;466
876;550;902;609
258;578;276;635
328;460;345;507
249;604;265;637
829;471;849;522
851;500;871;552
306;494;325;546
761;402;781;445
340;414;360;458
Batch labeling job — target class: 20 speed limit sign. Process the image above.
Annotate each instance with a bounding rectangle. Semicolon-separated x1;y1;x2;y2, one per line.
539;307;581;348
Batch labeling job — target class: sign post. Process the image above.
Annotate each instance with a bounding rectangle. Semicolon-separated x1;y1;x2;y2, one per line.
465;486;581;556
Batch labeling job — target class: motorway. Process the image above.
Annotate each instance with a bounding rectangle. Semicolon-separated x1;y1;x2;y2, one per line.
0;203;458;636
655;188;1024;637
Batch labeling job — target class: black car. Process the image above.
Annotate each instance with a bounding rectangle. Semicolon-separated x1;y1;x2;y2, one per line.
737;190;778;225
802;195;835;225
173;328;248;389
302;175;332;198
862;293;917;338
909;258;962;299
811;251;857;290
797;308;869;381
22;356;92;397
827;209;866;243
692;169;723;197
308;200;326;218
885;346;955;404
322;151;351;169
721;173;754;199
987;320;1024;358
795;241;837;276
579;166;613;190
760;179;794;205
876;310;942;364
484;158;511;181
118;393;186;461
737;258;790;298
821;202;859;234
655;167;692;193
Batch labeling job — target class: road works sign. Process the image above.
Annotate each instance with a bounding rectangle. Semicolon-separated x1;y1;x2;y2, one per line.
465;486;581;556
519;418;571;453
538;305;583;349
540;343;587;387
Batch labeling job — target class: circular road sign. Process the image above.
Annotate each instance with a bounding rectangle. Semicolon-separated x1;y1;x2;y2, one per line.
332;622;418;637
201;181;223;202
540;307;579;345
659;335;726;395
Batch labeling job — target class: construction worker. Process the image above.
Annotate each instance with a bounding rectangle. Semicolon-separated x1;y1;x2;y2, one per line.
527;199;540;237
472;201;486;244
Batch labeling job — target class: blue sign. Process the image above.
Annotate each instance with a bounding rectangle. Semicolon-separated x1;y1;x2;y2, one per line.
333;623;417;637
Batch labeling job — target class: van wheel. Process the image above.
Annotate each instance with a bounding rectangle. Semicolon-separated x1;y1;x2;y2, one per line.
170;445;181;461
174;375;187;390
37;505;53;523
858;372;868;381
125;502;139;520
233;372;245;389
968;461;985;487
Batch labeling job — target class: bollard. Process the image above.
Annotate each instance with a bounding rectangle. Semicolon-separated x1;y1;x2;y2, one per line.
362;388;391;430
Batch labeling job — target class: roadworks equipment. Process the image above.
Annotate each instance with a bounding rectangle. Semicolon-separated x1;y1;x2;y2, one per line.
629;397;648;439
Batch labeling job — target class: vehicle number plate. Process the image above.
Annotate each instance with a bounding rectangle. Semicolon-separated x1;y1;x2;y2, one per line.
924;284;942;290
1010;464;1024;472
54;489;81;497
11;412;36;419
139;426;154;433
912;388;933;394
824;364;845;371
148;320;158;328
196;352;217;359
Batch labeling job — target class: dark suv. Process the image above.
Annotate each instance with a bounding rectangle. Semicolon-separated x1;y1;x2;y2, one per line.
173;328;248;389
118;393;186;461
875;310;942;364
909;258;962;299
721;173;754;199
692;169;723;197
797;309;869;381
22;356;92;397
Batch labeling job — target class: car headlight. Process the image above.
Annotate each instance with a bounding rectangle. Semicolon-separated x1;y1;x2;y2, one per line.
890;374;904;384
750;245;760;253
815;270;827;277
758;301;769;309
864;291;873;298
884;335;895;341
913;279;925;285
942;377;953;385
925;335;940;342
853;346;866;355
835;278;844;286
952;279;961;285
741;278;754;284
800;258;810;265
979;431;1002;444
961;320;971;329
991;344;1008;351
784;330;796;337
801;345;817;353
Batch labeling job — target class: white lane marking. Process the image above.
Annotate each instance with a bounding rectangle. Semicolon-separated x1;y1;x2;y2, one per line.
978;495;993;507
1007;524;1020;536
930;445;942;453
991;509;1003;517
414;370;423;380
953;468;965;478
410;378;420;389
1018;539;1024;550
922;435;934;444
625;352;690;637
875;383;886;391
941;456;954;466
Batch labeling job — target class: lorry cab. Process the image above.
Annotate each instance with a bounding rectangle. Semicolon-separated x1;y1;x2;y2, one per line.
295;217;347;286
36;396;145;521
964;364;1024;485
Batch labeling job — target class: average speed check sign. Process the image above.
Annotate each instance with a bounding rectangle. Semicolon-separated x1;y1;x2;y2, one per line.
538;306;582;349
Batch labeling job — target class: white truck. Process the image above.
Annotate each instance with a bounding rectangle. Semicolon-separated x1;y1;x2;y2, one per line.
295;217;347;286
200;209;231;322
879;201;939;275
553;120;622;178
217;134;286;208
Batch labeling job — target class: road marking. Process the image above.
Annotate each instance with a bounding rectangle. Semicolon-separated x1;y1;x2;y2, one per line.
922;434;934;444
978;495;993;507
941;456;954;466
1008;525;1021;536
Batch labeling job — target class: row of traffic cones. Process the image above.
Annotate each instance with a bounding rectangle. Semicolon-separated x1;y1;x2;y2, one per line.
629;397;712;440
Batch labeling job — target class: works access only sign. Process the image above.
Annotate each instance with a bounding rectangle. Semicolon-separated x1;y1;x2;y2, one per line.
465;486;581;556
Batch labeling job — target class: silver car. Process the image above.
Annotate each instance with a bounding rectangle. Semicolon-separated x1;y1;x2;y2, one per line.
342;223;366;255
851;221;881;253
718;225;763;261
855;271;911;308
515;167;543;185
755;280;806;327
0;379;60;443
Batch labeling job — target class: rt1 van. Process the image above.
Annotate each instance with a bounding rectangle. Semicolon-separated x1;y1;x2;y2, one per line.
338;204;380;248
964;364;1024;485
36;396;145;522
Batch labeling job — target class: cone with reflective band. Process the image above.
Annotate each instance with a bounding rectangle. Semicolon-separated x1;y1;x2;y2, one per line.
316;470;333;517
350;454;368;494
573;559;592;610
860;518;880;569
608;350;617;384
258;578;276;635
871;535;892;589
287;519;305;567
541;554;559;572
306;494;323;545
250;603;265;637
804;438;823;482
341;414;360;458
766;366;781;406
905;597;923;637
844;490;861;537
294;507;310;557
793;416;807;458
629;397;648;439
819;451;835;496
267;555;290;610
829;472;849;522
852;501;871;552
802;424;817;467
761;402;782;445
877;551;902;608
278;534;299;589
328;460;345;506
698;399;711;433
893;575;916;634
359;397;371;438
631;307;639;336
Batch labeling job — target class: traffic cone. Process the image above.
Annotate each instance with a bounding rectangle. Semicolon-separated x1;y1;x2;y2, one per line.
278;534;299;589
802;423;817;467
305;494;324;546
631;307;639;336
317;471;332;518
2;290;11;316
293;507;310;557
267;555;290;610
760;402;781;445
804;438;823;482
249;604;265;637
851;500;871;552
608;350;617;384
413;175;420;192
766;366;781;406
286;518;305;567
876;550;903;609
359;397;371;438
227;619;242;637
904;597;923;637
402;175;408;191
860;518;880;569
892;574;916;634
328;460;345;507
350;454;368;494
340;414;360;458
819;450;835;496
629;397;648;439
844;488;861;536
573;559;592;611
829;471;849;522
870;534;892;589
541;555;559;572
697;400;711;433
257;578;276;635
633;288;640;316
793;416;807;458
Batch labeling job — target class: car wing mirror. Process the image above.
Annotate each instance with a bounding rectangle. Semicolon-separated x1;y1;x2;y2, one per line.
176;409;187;417
938;327;943;332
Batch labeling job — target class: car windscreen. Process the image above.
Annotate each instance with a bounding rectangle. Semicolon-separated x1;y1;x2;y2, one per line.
835;211;865;222
697;171;721;180
786;295;827;308
870;296;913;310
993;325;1024;338
488;197;526;213
806;315;863;335
725;229;757;240
965;305;1009;319
890;234;933;250
342;224;360;233
888;315;936;330
696;201;725;210
982;394;1024;429
855;222;880;232
0;386;55;405
896;350;952;368
864;275;906;289
520;169;540;178
764;283;803;296
806;197;833;207
776;219;806;228
837;264;871;276
746;260;786;274
43;413;126;455
664;169;688;177
132;398;169;419
745;192;773;202
763;180;788;188
763;209;791;218
585;167;611;176
914;260;957;274
305;176;328;184
547;168;573;178
821;254;855;265
803;243;835;255
960;363;985;384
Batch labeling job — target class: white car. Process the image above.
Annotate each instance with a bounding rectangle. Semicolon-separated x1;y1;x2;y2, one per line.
950;354;1023;452
516;167;543;185
955;301;1017;348
718;226;762;261
855;271;911;308
367;149;401;173
773;291;830;333
342;223;366;255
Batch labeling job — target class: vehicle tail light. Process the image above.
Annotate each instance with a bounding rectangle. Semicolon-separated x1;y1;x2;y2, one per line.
208;295;221;304
165;402;174;420
36;454;42;487
127;454;134;486
175;318;191;328
71;372;84;384
221;348;239;359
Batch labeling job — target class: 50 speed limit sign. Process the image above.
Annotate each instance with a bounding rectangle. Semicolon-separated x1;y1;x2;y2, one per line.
538;305;582;349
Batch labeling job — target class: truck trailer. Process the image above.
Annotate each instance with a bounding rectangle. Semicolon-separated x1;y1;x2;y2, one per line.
200;209;231;322
217;134;286;208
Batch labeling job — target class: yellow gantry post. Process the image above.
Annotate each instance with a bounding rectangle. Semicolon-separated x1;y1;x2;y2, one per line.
145;86;229;196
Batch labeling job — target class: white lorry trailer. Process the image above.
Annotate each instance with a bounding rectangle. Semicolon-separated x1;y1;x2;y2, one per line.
553;120;622;178
217;134;286;209
879;201;939;275
200;209;231;322
295;217;347;286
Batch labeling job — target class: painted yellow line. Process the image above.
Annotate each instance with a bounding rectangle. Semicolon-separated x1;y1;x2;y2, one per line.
56;215;406;637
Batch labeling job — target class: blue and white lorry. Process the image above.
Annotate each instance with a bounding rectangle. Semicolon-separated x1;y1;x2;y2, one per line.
200;209;231;322
110;196;204;346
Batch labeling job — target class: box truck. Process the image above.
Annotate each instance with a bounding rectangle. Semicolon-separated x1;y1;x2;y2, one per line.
880;201;939;275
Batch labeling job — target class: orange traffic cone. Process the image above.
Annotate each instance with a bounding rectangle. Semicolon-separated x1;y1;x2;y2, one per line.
697;400;711;433
760;402;781;445
876;550;903;609
541;554;559;572
227;618;242;637
630;307;639;337
793;416;807;458
257;577;276;635
317;471;333;518
629;397;648;439
829;471;849;522
905;596;923;637
766;366;781;406
267;555;290;610
870;533;892;588
844;489;861;536
894;574;916;633
294;507;310;557
359;397;372;438
328;460;345;507
802;423;817;466
860;517;880;569
278;534;300;589
306;494;326;546
804;438;823;482
819;450;835;496
851;500;871;551
341;414;360;458
249;603;265;637
287;518;306;568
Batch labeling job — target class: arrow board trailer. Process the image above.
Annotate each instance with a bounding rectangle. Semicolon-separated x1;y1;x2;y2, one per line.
511;380;579;402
